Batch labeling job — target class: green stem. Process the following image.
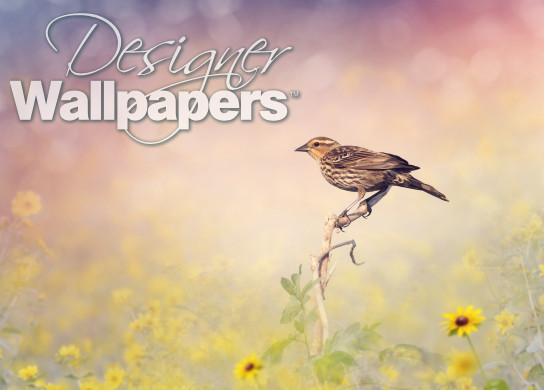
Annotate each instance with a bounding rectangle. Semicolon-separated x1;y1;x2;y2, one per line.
466;335;487;384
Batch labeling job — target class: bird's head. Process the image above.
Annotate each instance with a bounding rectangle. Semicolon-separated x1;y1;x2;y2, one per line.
295;137;340;161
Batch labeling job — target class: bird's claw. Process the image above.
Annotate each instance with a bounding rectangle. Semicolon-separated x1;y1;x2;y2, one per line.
360;201;372;219
336;210;352;231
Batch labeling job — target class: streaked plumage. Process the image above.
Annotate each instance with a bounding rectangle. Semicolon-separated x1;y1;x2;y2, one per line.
295;137;448;218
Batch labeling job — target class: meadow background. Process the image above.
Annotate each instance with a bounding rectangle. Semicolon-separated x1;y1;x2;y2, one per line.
0;0;543;388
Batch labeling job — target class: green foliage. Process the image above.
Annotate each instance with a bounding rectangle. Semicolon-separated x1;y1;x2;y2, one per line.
266;265;386;385
312;351;357;384
484;378;510;390
324;322;381;355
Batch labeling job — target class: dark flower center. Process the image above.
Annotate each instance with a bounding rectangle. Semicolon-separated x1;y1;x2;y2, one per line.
455;316;469;326
245;363;255;372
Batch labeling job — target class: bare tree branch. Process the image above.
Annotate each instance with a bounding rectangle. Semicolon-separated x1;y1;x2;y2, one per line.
309;189;388;355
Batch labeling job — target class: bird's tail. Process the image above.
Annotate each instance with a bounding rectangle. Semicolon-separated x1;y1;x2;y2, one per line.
394;173;449;201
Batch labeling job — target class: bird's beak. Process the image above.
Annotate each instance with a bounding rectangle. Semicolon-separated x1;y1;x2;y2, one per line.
295;144;310;152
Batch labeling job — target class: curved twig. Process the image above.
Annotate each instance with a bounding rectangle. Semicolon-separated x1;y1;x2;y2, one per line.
317;239;363;267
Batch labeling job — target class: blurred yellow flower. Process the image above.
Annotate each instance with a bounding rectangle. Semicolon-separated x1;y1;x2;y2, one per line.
57;344;81;365
379;364;399;381
447;350;477;377
462;250;479;270
455;377;476;390
525;214;542;234
18;365;39;381
130;313;159;332
147;299;162;316
434;370;455;387
112;288;133;305
539;294;544;307
38;237;53;255
45;383;63;390
80;381;99;390
234;353;262;380
539;264;544;277
442;306;485;337
11;191;42;218
104;367;124;389
495;309;515;335
0;347;2;359
124;342;144;367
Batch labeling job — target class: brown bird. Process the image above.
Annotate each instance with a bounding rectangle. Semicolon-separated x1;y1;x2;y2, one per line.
295;137;448;220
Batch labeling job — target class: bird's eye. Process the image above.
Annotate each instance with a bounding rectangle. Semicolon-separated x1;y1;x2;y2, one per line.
313;142;320;147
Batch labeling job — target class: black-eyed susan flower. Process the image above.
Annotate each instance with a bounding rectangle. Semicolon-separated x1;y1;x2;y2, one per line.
442;306;485;337
18;365;39;381
11;191;42;218
234;353;262;380
494;309;515;335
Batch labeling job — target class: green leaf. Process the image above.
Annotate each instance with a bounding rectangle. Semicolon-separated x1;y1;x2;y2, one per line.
484;379;509;390
306;307;319;324
324;322;381;355
280;297;302;324
1;327;21;334
299;278;322;301
329;351;357;367
312;351;357;384
65;374;79;380
294;319;305;333
291;271;301;295
379;344;444;370
281;277;295;295
526;363;544;382
263;338;293;365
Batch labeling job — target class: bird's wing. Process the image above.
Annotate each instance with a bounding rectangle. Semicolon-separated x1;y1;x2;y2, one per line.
327;146;420;171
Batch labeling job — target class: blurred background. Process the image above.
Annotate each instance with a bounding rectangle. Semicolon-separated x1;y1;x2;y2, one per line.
1;0;544;388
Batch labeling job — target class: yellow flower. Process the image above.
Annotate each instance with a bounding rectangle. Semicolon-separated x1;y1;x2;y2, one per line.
446;350;477;377
80;381;99;390
539;264;544;277
442;306;485;337
525;214;542;234
38;237;53;255
462;250;479;269
379;364;399;381
11;191;42;218
147;299;162;316
234;353;262;380
57;344;81;365
18;365;39;381
0;347;2;359
130;313;159;332
104;367;124;389
112;288;133;305
495;309;516;335
455;377;476;390
45;383;63;390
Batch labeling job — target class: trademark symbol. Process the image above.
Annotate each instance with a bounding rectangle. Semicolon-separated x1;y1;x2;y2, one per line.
290;90;300;98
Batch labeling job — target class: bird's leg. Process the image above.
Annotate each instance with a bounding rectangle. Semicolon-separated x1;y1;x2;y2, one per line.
337;188;366;228
338;197;362;219
359;186;390;218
